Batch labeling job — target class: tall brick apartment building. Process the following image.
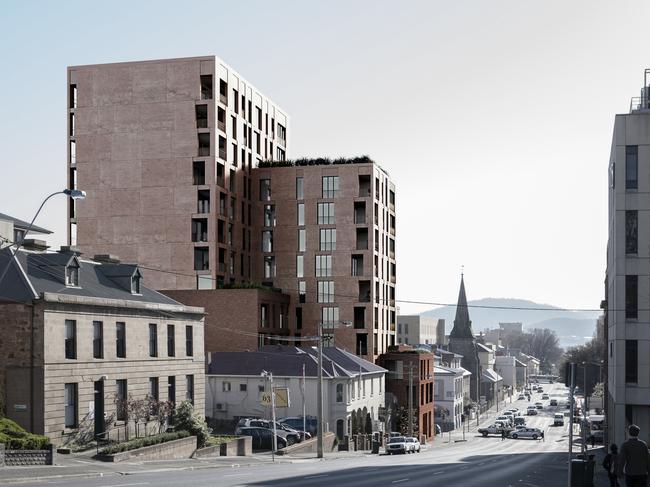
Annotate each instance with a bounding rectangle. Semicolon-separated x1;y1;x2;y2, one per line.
66;56;396;359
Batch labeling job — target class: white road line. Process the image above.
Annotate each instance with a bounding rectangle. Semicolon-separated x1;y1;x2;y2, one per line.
392;479;409;484
223;473;251;477
433;471;445;474
102;483;150;487
305;474;329;479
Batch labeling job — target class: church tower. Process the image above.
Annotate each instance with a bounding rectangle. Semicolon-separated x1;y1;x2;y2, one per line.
448;274;480;401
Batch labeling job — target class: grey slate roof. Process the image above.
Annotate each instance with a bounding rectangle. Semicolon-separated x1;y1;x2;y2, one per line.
0;248;180;306
207;346;386;379
0;212;52;235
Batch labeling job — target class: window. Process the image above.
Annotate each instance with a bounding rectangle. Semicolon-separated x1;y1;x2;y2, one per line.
262;231;273;252
297;255;304;278
58;318;76;362
626;340;638;383
260;179;271;201
626;275;638;319
264;256;276;279
296;177;304;199
336;383;343;403
316;255;332;277
322;176;339;198
318;281;335;303
321;306;339;326
626;145;638;190
296;307;303;329
223;381;232;392
65;261;79;287
351;255;363;276
198;133;210;156
116;322;126;358
64;383;78;428
131;270;141;294
186;375;195;405
69;84;77;108
200;75;213;100
116;379;127;421
317;202;335;224
261;304;269;328
167;324;176;357
626;210;638;254
186;326;193;357
319;229;336;251
193;161;205;185
298;229;306;252
264;205;276;227
168;376;176;405
149;324;158;357
194;248;209;270
149;377;159;401
93;321;103;359
299;281;306;303
297;203;305;226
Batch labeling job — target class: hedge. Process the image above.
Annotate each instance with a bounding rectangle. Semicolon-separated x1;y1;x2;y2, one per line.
258;155;374;168
0;418;50;450
100;430;190;455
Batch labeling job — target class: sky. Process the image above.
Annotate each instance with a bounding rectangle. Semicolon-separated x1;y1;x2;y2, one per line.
1;0;648;314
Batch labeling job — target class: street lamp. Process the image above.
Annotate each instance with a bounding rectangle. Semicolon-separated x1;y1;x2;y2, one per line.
0;188;86;286
317;320;352;459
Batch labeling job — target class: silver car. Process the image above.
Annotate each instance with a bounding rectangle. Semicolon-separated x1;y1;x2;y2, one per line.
405;437;421;453
386;436;408;454
509;427;544;440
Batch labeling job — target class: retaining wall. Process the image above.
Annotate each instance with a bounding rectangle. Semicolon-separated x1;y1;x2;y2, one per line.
276;432;336;456
193;436;252;457
0;444;56;466
96;436;197;463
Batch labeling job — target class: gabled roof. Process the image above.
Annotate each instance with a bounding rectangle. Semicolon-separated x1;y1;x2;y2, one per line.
0;212;52;235
0;248;179;306
449;274;474;339
481;368;503;383
515;359;527;367
476;342;493;353
207;346;386;378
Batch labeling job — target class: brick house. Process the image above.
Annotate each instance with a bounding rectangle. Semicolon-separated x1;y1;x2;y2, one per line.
0;244;205;446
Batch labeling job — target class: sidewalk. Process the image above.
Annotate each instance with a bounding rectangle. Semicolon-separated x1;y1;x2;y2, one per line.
0;448;371;484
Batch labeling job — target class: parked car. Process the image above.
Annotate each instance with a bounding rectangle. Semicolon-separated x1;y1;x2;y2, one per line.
405;437;421;453
527;408;538;416
509;427;544;440
478;424;508;437
279;416;318;436
518;394;525;400
535;402;543;410
494;420;511;429
496;415;514;426
386;436;409;454
550;399;558;406
554;413;565;426
542;394;549;400
236;427;288;450
236;419;303;443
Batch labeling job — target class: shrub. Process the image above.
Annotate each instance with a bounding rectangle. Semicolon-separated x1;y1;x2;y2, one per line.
0;418;50;450
174;401;211;448
100;430;190;455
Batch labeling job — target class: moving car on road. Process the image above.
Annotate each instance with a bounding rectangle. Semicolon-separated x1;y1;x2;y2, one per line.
554;413;565;426
527;407;538;416
509;427;544;440
518;394;525;400
550;399;558;406
535;402;543;409
542;393;549;400
514;416;526;426
478;424;509;437
496;415;514;426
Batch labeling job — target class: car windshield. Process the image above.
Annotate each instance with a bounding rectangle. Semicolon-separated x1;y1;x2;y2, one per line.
389;437;405;443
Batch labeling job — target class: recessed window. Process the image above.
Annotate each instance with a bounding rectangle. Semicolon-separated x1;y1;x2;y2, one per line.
200;75;213;100
116;379;127;421
240;383;247;392
193;161;205;185
65;261;79;287
320;229;336;251
321;306;339;327
297;203;305;226
65;319;76;359
297;255;304;278
149;324;158;357
626;275;638;319
316;255;332;277
318;281;335;303
149;377;159;401
131;270;142;294
626;145;638;190
93;321;103;359
194;248;209;270
64;383;78;428
167;324;176;357
186;375;195;405
298;229;306;252
264;256;276;279
168;376;176;405
116;322;126;358
223;381;232;392
626;340;638;383
296;177;304;199
260;179;271;201
264;205;276;227
317;202;335;225
186;325;193;357
626;210;638;254
262;231;273;252
198;133;210;157
322;176;339;198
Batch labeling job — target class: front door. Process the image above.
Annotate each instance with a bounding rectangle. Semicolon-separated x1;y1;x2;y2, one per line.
94;381;105;438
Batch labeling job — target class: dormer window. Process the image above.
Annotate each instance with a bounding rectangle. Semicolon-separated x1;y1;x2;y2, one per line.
131;269;142;294
65;260;80;287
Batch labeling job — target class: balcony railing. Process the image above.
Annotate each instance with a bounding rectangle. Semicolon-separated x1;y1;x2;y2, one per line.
359;293;371;303
218;120;226;132
197;201;210;214
198;147;210;157
219;149;227;161
220;93;228;106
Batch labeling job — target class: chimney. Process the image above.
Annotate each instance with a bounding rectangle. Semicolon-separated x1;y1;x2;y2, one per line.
93;254;121;264
59;245;82;255
21;239;49;251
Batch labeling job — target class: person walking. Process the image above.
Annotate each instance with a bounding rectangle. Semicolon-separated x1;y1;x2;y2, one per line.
501;428;506;441
617;425;650;486
603;443;620;487
591;434;596;449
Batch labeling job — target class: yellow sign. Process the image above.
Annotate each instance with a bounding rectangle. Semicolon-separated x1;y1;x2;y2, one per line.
260;392;272;406
259;388;290;407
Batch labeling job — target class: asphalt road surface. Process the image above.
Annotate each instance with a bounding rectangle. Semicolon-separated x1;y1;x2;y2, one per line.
17;382;583;487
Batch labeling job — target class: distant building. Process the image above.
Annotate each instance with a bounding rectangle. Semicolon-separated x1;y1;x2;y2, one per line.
396;315;439;346
206;346;385;440
494;355;517;392
433;365;464;431
436;319;446;346
0;212;52;248
377;347;435;441
0;246;205;445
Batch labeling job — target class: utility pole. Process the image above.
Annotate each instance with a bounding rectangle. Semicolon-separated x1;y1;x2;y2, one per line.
408;364;413;437
568;362;576;487
317;322;324;458
582;363;587;456
302;363;306;441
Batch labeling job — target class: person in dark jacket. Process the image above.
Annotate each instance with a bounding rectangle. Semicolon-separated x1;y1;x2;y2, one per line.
617;425;650;486
603;443;619;487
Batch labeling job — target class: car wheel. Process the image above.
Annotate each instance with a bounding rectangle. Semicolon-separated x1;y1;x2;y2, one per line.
532;434;538;440
287;436;295;446
482;432;488;437
417;448;421;453
511;434;518;439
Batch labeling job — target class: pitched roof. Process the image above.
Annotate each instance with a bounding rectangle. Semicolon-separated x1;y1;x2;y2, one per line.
476;342;493;353
449;274;474;339
207;346;386;378
0;212;52;235
481;368;503;383
0;248;180;306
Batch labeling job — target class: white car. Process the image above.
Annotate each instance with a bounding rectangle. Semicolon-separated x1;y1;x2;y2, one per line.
496;415;514;426
509;427;544;440
518;394;525;400
386;436;409;454
405;437;421;453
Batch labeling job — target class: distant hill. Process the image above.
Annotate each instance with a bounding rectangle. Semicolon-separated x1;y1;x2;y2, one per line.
421;298;600;349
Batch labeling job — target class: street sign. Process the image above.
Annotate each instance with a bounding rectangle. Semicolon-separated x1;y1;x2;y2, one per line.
274;388;290;408
260;392;272;406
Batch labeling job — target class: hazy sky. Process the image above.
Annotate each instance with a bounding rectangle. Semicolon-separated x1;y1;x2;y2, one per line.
1;0;648;314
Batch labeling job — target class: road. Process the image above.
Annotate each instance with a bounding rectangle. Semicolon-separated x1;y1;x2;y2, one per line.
14;382;588;487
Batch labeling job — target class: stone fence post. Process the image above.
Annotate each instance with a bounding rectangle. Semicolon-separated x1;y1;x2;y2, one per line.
0;443;5;467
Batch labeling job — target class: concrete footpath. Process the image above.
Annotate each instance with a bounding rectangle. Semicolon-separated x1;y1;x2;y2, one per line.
0;449;373;484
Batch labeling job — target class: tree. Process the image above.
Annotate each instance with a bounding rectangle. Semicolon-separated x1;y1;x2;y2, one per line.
174;400;211;448
508;328;563;373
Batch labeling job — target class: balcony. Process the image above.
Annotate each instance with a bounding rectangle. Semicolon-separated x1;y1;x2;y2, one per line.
354;201;366;224
358;281;371;303
358;175;371;197
356;228;368;251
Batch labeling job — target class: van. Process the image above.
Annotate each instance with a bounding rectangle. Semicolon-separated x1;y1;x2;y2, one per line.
554;413;564;426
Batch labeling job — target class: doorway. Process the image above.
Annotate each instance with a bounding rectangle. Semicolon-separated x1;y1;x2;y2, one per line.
94;380;105;438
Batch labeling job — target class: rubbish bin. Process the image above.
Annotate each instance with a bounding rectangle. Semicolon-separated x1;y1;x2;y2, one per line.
571;458;595;487
372;441;380;454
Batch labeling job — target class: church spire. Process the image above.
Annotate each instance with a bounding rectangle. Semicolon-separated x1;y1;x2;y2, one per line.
449;273;474;339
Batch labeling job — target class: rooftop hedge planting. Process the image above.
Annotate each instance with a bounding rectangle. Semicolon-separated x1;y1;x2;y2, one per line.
258;155;374;168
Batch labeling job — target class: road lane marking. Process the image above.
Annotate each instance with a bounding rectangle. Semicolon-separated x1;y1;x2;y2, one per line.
305;474;329;479
392;479;409;484
102;483;150;487
433;471;445;474
223;473;251;477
